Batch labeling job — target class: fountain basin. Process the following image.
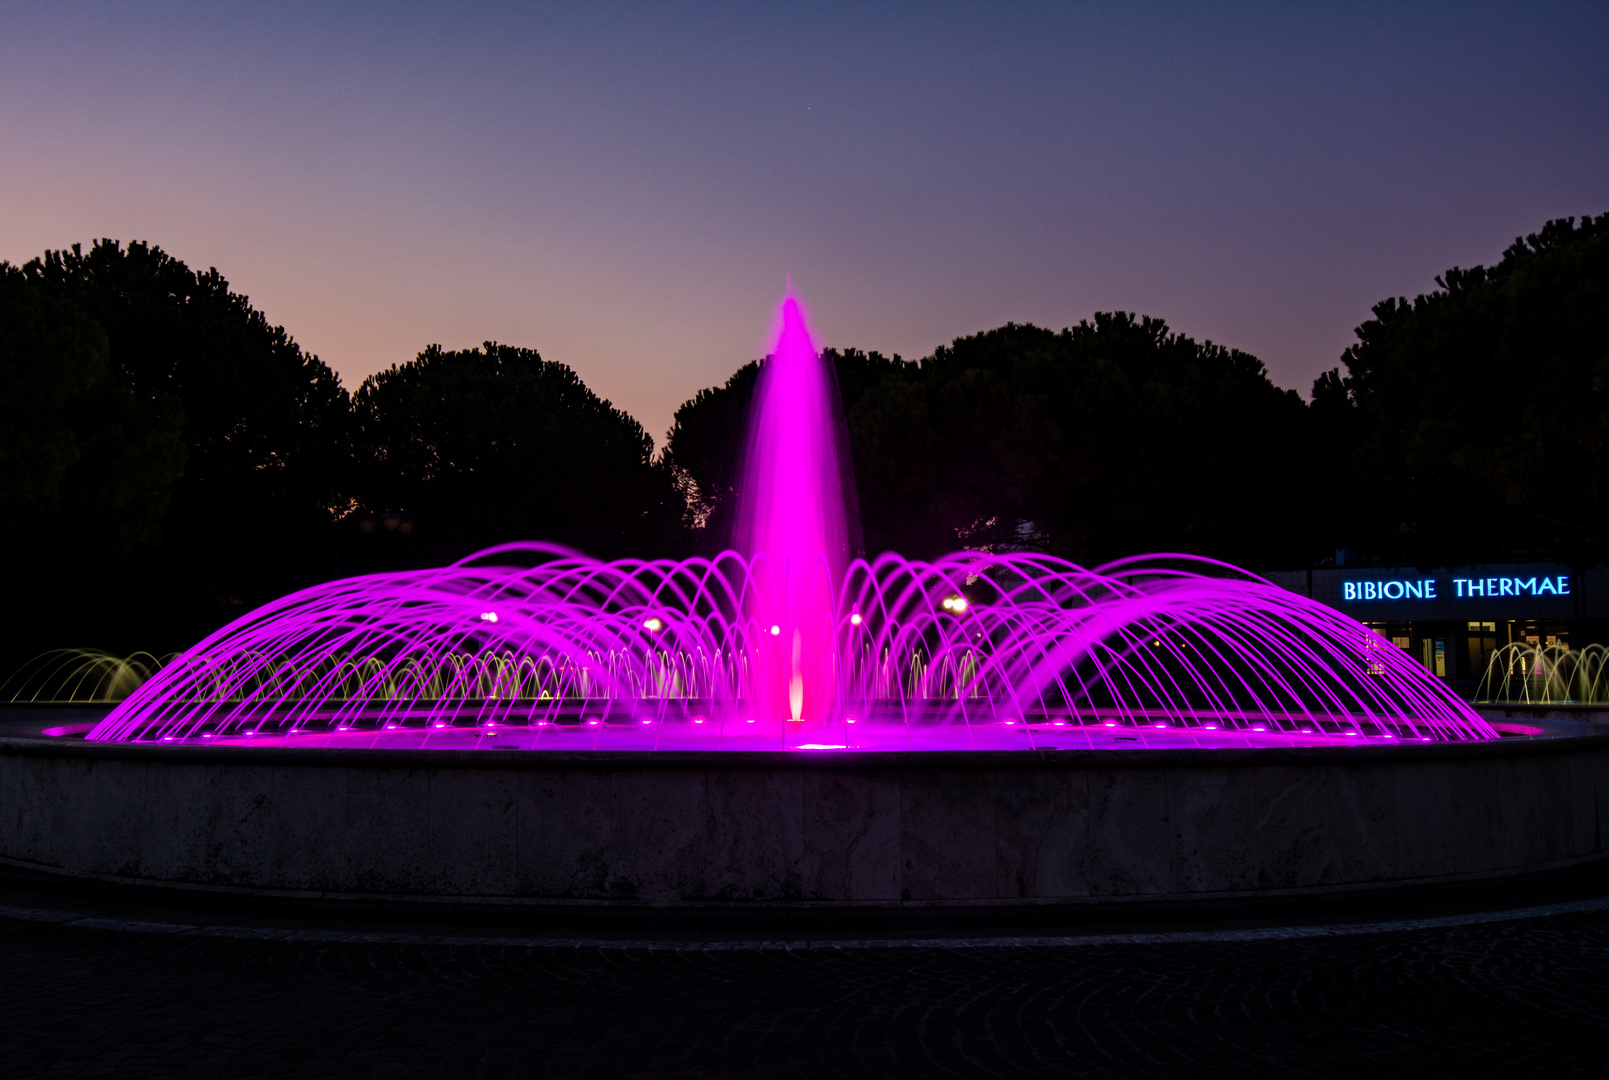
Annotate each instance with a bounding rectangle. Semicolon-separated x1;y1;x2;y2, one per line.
4;709;1605;923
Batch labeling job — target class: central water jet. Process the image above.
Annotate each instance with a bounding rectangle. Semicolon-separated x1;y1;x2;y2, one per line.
732;293;854;731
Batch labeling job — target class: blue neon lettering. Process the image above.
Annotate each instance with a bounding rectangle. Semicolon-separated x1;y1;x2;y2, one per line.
1341;575;1564;602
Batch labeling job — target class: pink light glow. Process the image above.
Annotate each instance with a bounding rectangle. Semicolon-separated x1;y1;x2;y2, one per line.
87;291;1498;752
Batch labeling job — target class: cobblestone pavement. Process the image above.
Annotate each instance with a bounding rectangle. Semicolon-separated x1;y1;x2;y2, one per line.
2;896;1607;1078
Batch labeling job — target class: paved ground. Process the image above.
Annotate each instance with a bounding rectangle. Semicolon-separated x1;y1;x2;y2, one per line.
2;888;1608;1079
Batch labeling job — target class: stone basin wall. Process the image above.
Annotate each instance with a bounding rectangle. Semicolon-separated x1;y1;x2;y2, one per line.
2;714;1606;915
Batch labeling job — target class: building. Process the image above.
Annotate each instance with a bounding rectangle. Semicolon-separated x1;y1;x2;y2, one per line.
1263;563;1609;695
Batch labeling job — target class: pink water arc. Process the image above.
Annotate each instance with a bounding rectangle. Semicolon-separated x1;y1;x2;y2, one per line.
88;292;1497;750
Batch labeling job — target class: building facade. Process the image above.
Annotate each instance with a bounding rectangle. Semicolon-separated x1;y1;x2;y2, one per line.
1263;563;1609;694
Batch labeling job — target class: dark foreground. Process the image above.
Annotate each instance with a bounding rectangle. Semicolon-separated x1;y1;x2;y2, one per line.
2;888;1608;1078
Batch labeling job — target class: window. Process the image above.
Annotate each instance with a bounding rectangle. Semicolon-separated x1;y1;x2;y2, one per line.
1468;624;1498;680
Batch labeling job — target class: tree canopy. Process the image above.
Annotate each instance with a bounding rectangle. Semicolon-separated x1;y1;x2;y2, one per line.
352;342;682;562
846;314;1312;564
663;318;1312;568
1313;214;1609;567
1;241;352;664
4;212;1606;667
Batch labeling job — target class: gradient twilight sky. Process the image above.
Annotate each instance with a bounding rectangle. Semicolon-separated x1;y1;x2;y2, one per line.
3;2;1606;443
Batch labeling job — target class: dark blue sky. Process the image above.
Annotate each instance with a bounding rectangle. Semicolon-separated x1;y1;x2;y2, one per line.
3;2;1605;440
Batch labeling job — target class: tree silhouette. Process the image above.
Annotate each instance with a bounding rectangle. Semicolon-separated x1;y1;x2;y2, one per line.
846;315;1312;566
1314;213;1609;567
2;240;351;661
353;342;684;563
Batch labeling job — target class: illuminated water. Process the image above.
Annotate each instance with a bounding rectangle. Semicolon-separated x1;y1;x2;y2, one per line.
730;296;850;726
90;293;1494;749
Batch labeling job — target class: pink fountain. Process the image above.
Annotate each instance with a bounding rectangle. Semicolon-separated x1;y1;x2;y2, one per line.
91;293;1494;750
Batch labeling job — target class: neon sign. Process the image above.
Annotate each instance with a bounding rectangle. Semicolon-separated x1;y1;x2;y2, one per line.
1452;576;1569;597
1343;580;1437;601
1341;575;1571;602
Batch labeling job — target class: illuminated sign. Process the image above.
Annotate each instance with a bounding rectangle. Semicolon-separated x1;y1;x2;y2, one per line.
1341;575;1571;602
1452;575;1569;597
1343;580;1436;601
